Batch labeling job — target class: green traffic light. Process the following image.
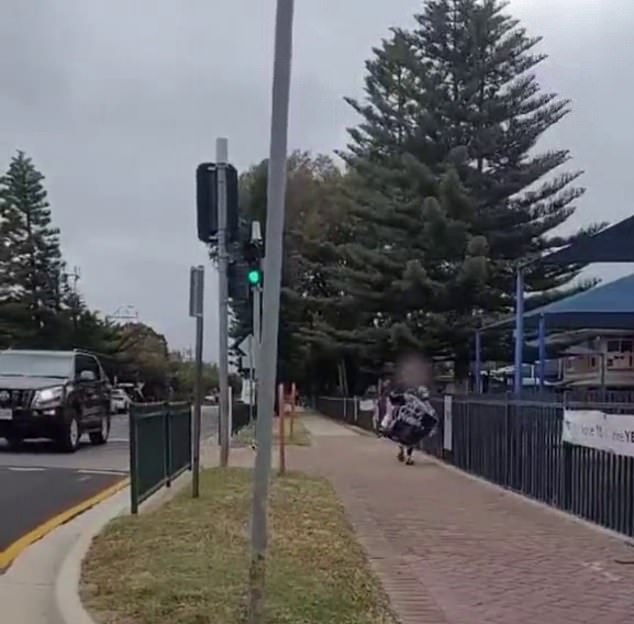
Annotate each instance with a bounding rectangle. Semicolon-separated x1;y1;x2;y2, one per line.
248;269;261;285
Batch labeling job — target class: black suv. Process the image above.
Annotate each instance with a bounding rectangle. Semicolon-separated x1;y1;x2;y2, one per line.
0;349;111;453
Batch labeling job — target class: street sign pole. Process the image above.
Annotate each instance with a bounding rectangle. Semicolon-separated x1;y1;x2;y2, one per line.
189;265;205;498
248;1;295;622
216;138;230;468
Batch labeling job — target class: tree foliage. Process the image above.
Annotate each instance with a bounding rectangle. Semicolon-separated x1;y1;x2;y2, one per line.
0;150;199;397
233;0;598;393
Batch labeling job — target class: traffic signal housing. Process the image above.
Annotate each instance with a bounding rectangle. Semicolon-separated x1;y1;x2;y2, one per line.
195;163;240;243
227;260;249;301
243;240;262;288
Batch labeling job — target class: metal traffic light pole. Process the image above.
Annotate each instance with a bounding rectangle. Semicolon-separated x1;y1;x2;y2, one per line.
248;0;295;621
216;138;230;468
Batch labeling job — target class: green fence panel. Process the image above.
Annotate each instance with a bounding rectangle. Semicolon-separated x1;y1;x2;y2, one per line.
168;402;192;479
130;401;193;514
130;403;168;513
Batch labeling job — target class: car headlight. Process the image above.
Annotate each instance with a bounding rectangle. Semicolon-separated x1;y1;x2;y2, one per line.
33;386;65;408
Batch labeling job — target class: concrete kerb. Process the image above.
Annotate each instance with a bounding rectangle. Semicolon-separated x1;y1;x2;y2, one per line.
55;469;193;624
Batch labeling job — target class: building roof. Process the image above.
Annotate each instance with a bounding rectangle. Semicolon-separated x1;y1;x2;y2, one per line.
486;273;634;331
542;215;634;265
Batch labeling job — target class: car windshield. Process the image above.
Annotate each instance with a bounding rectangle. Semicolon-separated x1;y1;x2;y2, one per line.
0;352;73;378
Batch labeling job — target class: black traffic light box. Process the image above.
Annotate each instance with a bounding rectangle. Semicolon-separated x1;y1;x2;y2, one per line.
227;260;249;301
195;163;239;243
242;240;263;286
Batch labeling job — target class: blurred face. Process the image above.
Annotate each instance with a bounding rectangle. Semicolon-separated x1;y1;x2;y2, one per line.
396;353;431;387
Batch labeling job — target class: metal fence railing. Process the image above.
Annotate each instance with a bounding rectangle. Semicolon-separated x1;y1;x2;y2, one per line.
129;401;192;514
317;394;634;538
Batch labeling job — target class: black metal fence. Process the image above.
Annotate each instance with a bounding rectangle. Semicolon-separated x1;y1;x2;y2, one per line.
317;394;634;538
129;402;192;514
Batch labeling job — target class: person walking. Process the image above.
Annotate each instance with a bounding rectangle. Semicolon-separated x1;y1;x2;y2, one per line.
382;353;438;465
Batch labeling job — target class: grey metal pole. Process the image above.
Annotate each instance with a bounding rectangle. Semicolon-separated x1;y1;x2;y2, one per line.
189;265;205;498
247;1;294;621
192;303;204;498
253;285;261;374
249;286;261;425
216;137;230;468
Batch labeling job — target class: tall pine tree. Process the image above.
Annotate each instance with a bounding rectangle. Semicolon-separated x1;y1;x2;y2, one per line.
0;151;64;346
322;0;595;377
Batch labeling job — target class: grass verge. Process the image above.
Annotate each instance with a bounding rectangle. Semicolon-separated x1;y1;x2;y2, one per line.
82;468;394;624
235;416;311;447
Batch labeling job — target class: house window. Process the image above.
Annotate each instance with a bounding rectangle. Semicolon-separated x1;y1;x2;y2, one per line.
607;340;621;353
590;357;597;368
622;340;633;352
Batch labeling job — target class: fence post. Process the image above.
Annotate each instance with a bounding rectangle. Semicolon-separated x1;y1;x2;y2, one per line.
343;396;347;422
165;402;172;488
504;393;512;488
290;383;296;436
278;383;286;475
353;397;358;424
129;405;139;515
560;394;572;510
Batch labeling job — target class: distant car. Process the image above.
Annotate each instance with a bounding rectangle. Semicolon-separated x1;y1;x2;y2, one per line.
0;349;111;453
110;388;131;414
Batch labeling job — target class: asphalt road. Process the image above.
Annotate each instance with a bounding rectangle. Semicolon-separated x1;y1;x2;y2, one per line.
0;406;218;472
0;406;218;569
0;465;126;552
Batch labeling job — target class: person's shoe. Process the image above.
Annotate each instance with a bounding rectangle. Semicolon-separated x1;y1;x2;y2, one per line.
397;448;405;462
405;456;414;466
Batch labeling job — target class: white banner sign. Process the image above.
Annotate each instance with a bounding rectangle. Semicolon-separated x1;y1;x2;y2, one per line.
562;409;634;457
359;399;376;412
443;395;453;451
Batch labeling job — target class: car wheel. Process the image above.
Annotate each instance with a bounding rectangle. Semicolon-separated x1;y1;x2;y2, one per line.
5;435;24;450
89;415;110;446
58;415;81;453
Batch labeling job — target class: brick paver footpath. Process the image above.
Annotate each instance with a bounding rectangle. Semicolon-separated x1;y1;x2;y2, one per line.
291;414;634;624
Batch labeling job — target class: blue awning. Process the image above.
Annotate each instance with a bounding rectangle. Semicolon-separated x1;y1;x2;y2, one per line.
485;273;634;331
542;215;634;265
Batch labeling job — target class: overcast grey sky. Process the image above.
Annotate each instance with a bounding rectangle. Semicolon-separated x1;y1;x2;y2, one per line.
1;0;632;360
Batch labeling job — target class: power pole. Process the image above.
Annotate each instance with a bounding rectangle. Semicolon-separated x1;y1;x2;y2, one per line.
216;138;231;468
248;1;295;622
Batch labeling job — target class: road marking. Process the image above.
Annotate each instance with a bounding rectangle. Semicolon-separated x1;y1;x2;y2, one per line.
0;477;129;571
6;467;46;472
77;469;127;476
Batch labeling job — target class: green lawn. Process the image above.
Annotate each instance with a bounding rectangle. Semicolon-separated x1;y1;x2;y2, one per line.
81;468;395;624
235;416;312;447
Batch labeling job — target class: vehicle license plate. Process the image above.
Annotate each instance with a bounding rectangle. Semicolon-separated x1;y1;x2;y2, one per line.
0;408;12;420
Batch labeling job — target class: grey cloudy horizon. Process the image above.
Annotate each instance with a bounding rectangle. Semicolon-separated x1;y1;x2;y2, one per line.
1;0;632;361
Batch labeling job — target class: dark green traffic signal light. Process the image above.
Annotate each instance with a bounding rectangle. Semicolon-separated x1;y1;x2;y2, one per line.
248;269;262;286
